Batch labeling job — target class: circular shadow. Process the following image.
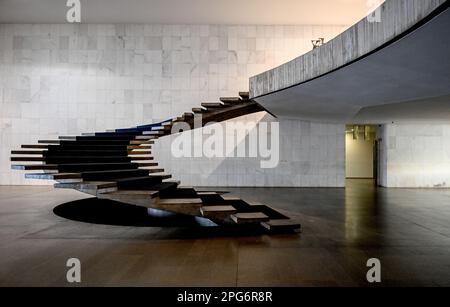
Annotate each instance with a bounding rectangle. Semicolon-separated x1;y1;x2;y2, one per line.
52;197;288;239
53;197;203;227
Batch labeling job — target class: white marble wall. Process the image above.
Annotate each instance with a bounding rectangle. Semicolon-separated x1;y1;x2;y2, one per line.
379;124;450;188
153;113;345;187
0;23;347;185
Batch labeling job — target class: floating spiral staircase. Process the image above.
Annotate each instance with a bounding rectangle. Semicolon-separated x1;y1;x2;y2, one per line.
11;92;300;232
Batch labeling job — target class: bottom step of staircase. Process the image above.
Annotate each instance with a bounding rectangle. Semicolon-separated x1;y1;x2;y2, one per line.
260;219;301;231
230;212;269;224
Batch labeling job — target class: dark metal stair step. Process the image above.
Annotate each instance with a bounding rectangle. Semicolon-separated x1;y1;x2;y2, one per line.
54;181;118;193
80;169;150;181
37;140;61;144
75;135;139;141
220;97;242;104
88;132;142;136
11;164;58;170
38;140;140;145
57;162;141;172
99;190;160;205
147;182;179;195
151;125;172;131
192;107;209;113
138;166;165;173
260;219;301;231
154;198;203;215
25;172;82;181
58;136;76;140
15;156;133;163
11;150;45;155
158;187;197;199
13;162;150;172
142;130;165;136
148;173;172;180
11;157;46;162
197;191;227;204
49;150;130;156
115;176;165;190
49;145;151;151
201;102;226;108
12;149;149;157
239;92;250;99
156;198;202;206
230;212;269;224
201;205;237;219
48;144;134;150
21;144;48;149
135;120;173;130
102;190;159;198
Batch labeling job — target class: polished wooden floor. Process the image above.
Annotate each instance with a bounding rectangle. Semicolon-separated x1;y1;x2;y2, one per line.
1;179;450;286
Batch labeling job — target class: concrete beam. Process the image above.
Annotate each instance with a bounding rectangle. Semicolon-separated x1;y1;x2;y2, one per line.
249;0;448;99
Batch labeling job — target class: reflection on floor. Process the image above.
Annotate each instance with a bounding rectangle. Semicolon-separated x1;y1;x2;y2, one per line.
0;179;450;286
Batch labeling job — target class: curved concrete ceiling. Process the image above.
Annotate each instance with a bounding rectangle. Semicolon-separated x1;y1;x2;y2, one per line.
252;0;450;124
0;0;369;25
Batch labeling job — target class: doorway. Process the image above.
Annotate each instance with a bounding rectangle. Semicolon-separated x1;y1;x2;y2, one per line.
345;125;379;184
